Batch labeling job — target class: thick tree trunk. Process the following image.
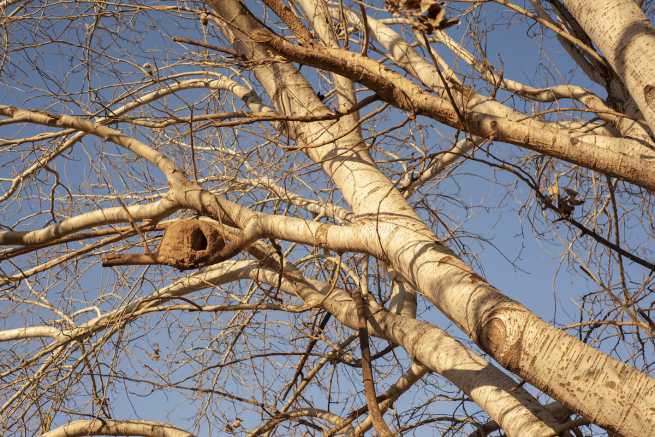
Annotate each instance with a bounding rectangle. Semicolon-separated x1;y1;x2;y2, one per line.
210;1;565;434
562;0;655;137
375;226;655;437
209;1;655;435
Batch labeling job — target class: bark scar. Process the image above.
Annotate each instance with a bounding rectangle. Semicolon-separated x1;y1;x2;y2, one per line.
644;84;655;111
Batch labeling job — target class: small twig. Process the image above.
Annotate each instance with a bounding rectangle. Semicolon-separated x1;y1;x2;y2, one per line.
359;3;370;56
189;107;198;182
267;238;284;296
114;196;154;255
311;251;343;309
280;312;331;400
420;31;466;129
171;36;238;56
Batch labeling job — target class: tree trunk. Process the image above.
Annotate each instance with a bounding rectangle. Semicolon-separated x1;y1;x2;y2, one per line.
562;0;655;137
209;1;655;435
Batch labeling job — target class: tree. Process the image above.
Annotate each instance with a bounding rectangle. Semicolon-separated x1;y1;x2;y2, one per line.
1;0;655;435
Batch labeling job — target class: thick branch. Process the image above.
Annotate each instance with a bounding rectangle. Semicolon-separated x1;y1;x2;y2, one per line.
0;199;178;246
252;30;655;192
42;419;194;437
561;0;655;137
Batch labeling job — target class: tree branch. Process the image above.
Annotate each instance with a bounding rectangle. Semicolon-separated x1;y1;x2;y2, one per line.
42;419;194;437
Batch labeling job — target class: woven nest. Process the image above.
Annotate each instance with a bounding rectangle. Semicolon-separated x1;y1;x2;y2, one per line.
157;220;225;269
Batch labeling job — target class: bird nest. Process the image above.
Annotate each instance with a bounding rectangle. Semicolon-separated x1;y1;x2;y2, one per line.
157;219;225;269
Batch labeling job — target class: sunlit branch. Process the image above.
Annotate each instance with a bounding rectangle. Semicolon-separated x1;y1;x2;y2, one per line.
42;419;194;437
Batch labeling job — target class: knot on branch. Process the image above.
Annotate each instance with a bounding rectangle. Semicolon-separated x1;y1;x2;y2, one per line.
157;220;225;269
476;302;530;372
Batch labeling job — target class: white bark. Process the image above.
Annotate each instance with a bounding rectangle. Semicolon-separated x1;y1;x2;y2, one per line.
3;2;655;435
209;2;567;435
0;326;62;342
562;0;655;137
42;419;194;437
255;32;655;192
209;2;655;435
0;199;178;245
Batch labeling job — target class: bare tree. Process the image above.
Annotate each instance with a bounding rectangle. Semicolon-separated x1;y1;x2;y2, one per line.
1;1;655;435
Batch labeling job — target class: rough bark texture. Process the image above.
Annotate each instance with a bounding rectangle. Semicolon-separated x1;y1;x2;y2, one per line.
378;225;655;436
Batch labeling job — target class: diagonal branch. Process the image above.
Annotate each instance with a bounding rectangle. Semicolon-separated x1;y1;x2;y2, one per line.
250;29;655;192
